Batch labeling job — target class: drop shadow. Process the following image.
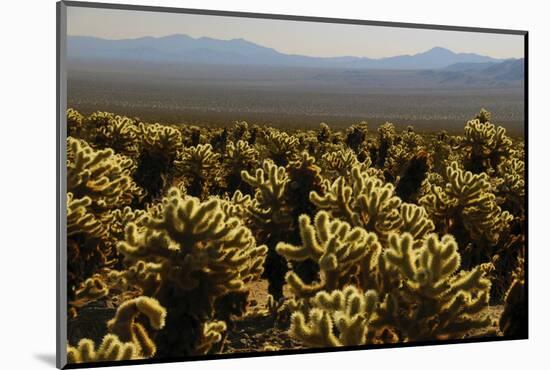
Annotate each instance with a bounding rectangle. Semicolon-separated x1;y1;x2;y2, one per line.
34;353;57;367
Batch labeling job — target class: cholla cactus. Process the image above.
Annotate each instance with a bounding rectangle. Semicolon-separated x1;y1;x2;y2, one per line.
215;190;253;220
230;121;250;141
384;144;410;181
345;121;368;153
118;188;267;301
384;127;426;185
429;131;461;176
459;112;512;172
67;137;143;210
496;157;525;214
242;160;292;228
139;123;182;159
107;296;167;358
67;193;106;239
499;252;526;337
226;140;259;172
286;232;492;346
95;115;140;156
276;211;381;297
311;165;402;243
285;152;325;219
135;122;182;201
289;286;378;347
373;122;397;168
420;161;512;250
67;334;140;363
67;108;86;138
317;122;332;143
194;321;228;355
261;128;300;166
224;140;259;193
241;160;293;299
400;126;424;151
82;111;140;156
116;187;267;356
66;136;142;313
394;151;430;202
66;191;112;317
370;232;492;341
399;203;435;243
321;148;371;179
175;143;220;198
102;206;148;244
475;108;492;123
67;296;166;363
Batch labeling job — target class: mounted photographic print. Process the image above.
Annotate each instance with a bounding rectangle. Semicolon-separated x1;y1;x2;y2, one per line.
56;1;528;368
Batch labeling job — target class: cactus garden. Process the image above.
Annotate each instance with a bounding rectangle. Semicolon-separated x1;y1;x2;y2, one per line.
65;107;526;364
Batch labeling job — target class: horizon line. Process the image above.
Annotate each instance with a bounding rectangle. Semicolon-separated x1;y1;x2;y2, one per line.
66;33;521;61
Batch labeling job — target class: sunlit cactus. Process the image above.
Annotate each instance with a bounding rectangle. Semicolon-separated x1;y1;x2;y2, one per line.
224;140;260;193
66;137;143;314
230;121;250;142
67;137;143;210
107;296;167;358
67;334;140;363
96;115;140;156
399;203;435;243
373;122;397;168
116;187;267;356
67;193;106;239
420;161;513;252
241;159;292;228
383;127;426;185
65;107;525;353
276;211;381;297
102;206;149;244
175;143;220;198
67;296;166;363
241;160;293;299
70;275;110;309
321;148;371;178
287;231;493;346
384;144;410;182
289;286;378;347
369;232;492;341
475;108;492;123
311;165;402;243
215;190;253;220
496;156;525;213
261;128;300;166
459;110;513;172
429;130;461;176
67;108;86;138
66;190;113;316
194;320;228;355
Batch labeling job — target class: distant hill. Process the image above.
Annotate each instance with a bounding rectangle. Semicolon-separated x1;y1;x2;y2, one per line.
307;58;524;88
483;59;524;80
67;34;504;70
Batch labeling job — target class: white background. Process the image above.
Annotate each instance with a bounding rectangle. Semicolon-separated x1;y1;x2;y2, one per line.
0;0;546;368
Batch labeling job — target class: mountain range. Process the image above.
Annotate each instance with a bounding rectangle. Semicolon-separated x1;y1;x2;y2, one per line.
67;34;519;71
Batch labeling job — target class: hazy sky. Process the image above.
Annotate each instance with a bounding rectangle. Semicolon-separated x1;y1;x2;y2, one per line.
67;6;524;59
